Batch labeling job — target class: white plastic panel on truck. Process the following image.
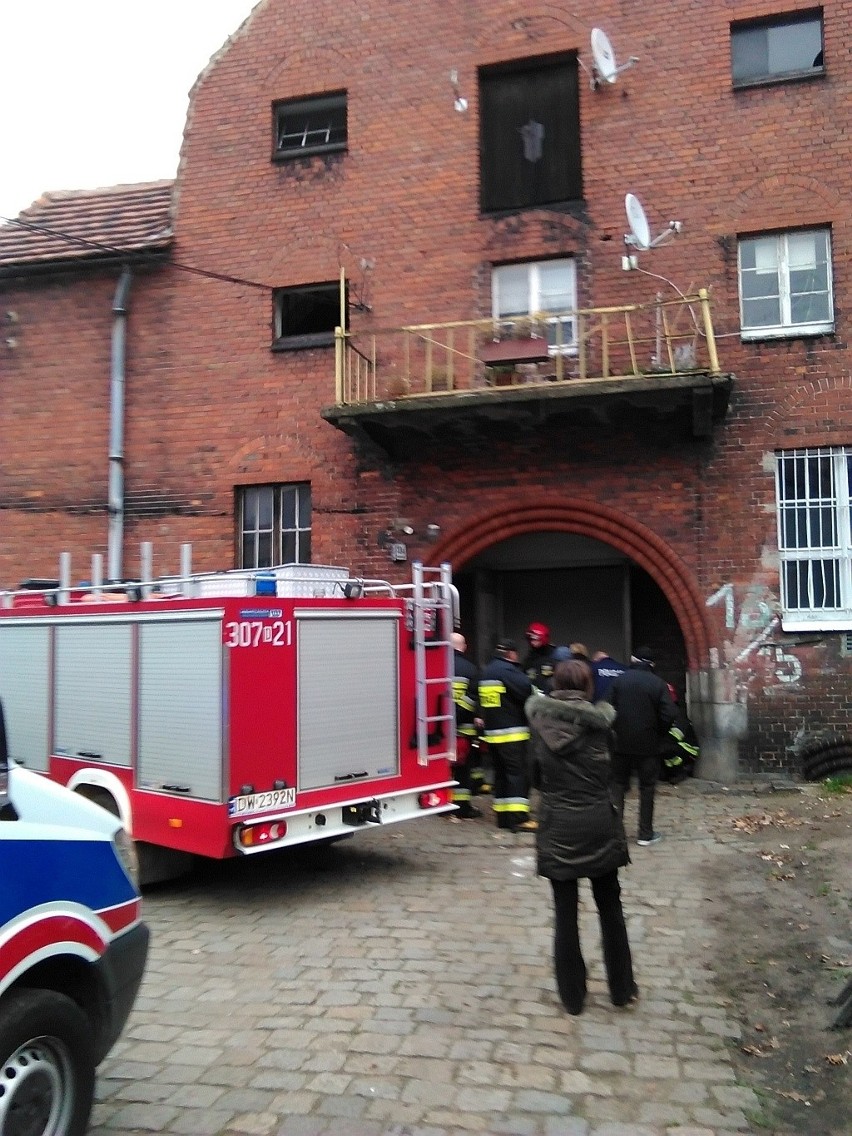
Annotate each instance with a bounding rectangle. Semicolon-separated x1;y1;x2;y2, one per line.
298;613;399;790
0;624;51;771
55;623;133;767
137;619;224;801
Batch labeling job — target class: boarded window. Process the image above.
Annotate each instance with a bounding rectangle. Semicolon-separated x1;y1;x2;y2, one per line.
480;54;581;213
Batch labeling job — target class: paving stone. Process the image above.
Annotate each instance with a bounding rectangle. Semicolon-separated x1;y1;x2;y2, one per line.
91;782;787;1135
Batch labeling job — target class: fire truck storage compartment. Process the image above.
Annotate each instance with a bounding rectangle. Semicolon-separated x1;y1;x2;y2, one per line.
137;617;224;801
0;623;51;771
55;622;133;766
298;611;399;791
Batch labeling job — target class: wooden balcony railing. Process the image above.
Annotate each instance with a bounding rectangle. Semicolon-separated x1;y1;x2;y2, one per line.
334;289;721;407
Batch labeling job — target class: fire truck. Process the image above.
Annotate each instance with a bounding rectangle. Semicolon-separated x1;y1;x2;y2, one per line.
0;550;457;885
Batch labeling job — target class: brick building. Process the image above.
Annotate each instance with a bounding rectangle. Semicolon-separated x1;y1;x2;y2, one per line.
1;0;850;780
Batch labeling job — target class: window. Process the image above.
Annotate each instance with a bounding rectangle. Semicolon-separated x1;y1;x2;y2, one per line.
238;484;311;568
776;448;852;629
492;259;577;351
272;282;343;350
479;54;581;213
738;229;833;339
731;11;823;86
272;91;347;160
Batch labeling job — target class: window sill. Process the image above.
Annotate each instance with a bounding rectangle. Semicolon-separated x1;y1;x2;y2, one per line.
741;325;834;343
272;144;347;162
781;613;852;632
733;67;825;91
272;334;336;352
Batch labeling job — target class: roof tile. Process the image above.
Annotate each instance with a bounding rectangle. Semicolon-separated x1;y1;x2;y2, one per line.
0;181;173;268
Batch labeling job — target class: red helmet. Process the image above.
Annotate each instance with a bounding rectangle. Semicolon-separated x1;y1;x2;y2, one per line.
526;622;550;645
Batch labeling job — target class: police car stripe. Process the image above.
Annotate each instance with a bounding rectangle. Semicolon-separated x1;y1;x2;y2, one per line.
0;838;137;925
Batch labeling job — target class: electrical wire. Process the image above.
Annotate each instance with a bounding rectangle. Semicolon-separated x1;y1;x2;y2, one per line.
0;215;272;292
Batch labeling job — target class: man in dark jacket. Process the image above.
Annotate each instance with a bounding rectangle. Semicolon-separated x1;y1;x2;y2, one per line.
479;638;536;831
605;645;676;846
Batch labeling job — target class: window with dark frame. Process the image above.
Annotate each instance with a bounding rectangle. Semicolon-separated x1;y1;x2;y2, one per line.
238;483;312;569
272;91;347;160
479;54;582;214
272;282;344;350
731;10;824;86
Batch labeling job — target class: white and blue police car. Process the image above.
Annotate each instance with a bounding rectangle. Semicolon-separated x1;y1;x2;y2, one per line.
0;698;149;1135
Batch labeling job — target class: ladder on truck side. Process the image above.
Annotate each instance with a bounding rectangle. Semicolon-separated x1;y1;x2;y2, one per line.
410;561;457;766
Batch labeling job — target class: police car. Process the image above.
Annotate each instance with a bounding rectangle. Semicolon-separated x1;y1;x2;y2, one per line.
0;699;149;1136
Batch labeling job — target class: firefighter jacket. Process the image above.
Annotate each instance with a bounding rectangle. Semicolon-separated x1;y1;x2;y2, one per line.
522;643;561;694
478;655;534;744
525;690;629;881
453;651;480;739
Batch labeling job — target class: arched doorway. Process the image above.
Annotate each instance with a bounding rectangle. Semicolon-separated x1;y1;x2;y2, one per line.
429;503;742;782
430;502;711;669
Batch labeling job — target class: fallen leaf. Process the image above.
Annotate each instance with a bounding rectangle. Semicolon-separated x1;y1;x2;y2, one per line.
775;1089;810;1102
824;1053;848;1066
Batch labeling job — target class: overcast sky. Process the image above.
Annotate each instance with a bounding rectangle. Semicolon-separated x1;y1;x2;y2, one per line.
0;1;259;222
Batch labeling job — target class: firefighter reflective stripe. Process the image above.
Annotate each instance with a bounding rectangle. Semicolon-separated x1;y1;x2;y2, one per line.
492;798;530;814
666;725;699;765
483;726;530;744
458;724;478;737
452;678;476;713
478;680;504;708
452;785;473;804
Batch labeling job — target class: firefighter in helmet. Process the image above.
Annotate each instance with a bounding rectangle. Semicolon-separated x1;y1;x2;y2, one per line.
522;622;567;695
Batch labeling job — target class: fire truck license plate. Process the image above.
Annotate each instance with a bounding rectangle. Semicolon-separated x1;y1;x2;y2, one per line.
228;788;296;817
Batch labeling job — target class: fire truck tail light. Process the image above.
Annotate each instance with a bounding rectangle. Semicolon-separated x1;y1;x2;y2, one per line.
237;820;287;848
418;790;447;810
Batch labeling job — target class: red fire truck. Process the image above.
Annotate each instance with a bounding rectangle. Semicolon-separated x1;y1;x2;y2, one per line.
0;554;457;884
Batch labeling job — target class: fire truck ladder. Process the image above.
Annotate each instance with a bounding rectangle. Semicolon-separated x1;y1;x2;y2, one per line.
411;561;457;766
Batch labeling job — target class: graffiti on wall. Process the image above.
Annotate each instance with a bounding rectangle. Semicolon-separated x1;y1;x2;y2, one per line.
706;582;802;693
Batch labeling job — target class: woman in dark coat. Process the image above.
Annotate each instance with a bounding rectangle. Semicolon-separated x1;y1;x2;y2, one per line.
526;659;638;1015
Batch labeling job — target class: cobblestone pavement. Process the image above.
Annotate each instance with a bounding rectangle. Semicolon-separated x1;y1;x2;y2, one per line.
91;781;770;1136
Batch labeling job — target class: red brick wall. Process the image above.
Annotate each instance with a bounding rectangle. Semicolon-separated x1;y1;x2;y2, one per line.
2;0;850;775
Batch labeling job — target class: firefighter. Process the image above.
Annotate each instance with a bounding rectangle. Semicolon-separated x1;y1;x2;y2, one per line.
522;622;567;694
479;638;537;831
450;632;482;818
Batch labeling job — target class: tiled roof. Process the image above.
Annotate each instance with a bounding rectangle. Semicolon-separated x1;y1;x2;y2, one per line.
0;181;173;269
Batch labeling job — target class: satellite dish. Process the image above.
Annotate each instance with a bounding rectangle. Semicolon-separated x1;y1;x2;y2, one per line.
589;27;639;88
625;193;651;250
623;192;683;256
591;28;618;84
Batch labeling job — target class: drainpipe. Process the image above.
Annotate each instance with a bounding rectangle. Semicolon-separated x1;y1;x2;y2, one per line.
108;267;132;582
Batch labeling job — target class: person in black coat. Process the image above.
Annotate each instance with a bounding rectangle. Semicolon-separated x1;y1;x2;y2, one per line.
606;645;676;846
526;659;637;1015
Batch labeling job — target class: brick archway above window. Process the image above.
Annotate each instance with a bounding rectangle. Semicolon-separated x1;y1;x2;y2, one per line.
429;501;711;669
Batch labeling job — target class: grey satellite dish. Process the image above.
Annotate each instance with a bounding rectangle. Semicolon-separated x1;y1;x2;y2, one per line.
624;192;683;252
590;28;639;88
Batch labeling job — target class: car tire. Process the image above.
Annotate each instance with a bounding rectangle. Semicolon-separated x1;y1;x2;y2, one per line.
0;988;95;1136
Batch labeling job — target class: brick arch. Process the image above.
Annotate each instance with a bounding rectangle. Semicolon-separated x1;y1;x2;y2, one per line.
429;502;711;669
765;376;852;448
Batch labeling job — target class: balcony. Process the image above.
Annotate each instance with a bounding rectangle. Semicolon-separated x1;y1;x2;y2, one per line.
322;289;733;459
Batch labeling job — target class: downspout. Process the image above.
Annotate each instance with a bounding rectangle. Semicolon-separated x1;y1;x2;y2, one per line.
108;267;133;582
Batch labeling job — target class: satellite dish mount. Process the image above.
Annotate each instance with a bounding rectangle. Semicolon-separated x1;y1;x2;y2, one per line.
588;27;638;89
622;192;682;267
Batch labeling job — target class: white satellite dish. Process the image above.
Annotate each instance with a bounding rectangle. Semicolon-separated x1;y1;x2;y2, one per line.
623;192;683;257
589;27;639;88
625;193;652;250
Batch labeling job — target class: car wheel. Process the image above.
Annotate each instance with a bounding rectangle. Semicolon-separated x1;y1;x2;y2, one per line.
0;989;95;1136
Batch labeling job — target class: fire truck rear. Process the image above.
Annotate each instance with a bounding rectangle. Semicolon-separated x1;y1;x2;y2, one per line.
0;553;457;885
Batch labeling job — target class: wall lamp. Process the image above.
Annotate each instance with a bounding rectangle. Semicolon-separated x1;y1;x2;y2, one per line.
377;521;442;562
